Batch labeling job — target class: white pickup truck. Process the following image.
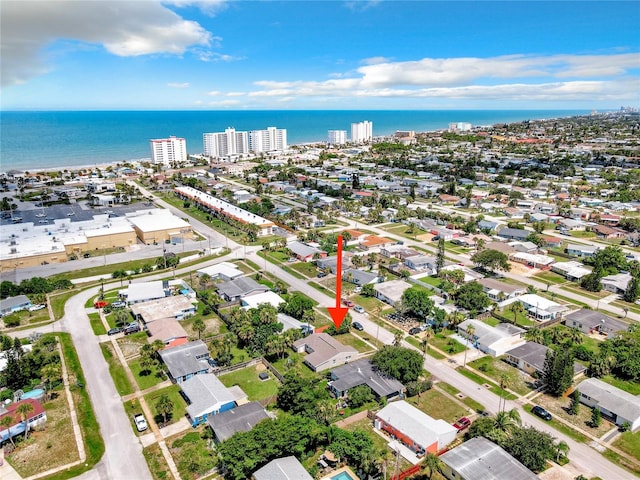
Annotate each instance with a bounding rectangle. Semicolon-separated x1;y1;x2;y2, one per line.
134;414;148;432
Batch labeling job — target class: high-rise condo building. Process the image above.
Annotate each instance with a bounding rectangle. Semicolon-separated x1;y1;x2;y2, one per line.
149;136;187;166
249;126;288;153
350;121;373;143
327;130;347;145
203;128;249;158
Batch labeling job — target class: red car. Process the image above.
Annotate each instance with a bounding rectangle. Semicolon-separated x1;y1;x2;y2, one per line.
342;298;355;308
454;417;471;431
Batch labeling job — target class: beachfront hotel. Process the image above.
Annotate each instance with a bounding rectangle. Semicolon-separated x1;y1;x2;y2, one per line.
150;136;187;166
203;126;287;159
174;186;275;237
351;121;373;143
327;130;347;146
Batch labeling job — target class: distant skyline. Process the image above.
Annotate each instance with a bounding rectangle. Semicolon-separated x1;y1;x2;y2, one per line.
1;1;639;111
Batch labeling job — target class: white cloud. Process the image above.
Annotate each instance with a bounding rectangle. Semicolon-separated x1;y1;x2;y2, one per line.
242;53;639;103
361;56;393;65
164;0;227;17
208;99;241;106
195;50;244;62
168;82;190;88
1;0;213;86
343;0;381;13
206;90;221;96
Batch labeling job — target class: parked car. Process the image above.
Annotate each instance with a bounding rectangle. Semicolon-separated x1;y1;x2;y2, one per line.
453;417;471;431
353;306;365;314
28;304;46;312
317;272;327;278
111;301;126;308
133;414;148;432
124;324;140;335
408;327;422;335
342;298;355;308
354;286;362;293
352;321;364;331
532;405;552;421
107;327;123;336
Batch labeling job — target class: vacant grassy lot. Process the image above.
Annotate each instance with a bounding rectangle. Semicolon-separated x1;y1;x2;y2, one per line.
143;443;173;480
100;342;134;396
533;271;567;285
456;367;517;400
270;352;320;380
218;364;279;402
430;331;467;355
7;390;80;477
333;332;374;353
613;431;640;464
407;388;468;423
468;356;534;396
289;261;319;278
144;384;187;427
129;358;167;390
534;393;613;438
169;429;217;480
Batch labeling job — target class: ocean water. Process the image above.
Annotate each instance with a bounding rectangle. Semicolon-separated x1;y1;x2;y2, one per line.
0;110;588;172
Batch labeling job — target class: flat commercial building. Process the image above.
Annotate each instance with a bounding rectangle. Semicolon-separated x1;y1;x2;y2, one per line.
150;136;187;166
126;209;193;245
351;121;373;143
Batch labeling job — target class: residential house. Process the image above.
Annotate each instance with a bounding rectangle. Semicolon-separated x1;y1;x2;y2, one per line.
130;296;197;324
439;265;484;283
577;378;640;431
374;280;412;306
478;220;498;232
252;456;312;480
503;294;566;321
380;245;421;259
497;228;530;241
287;240;327;262
375;400;457;455
601;273;632;294
458;320;526;357
180;373;236;427
240;291;286;310
342;268;379;286
197;262;243;281
292;333;358;372
159;340;211;384
328;359;404;401
207;401;270;443
477;278;526;301
508;251;555;269
483;241;517;256
358;235;396;252
0;295;32;316
541;235;563;248
565;244;599;258
405;254;437;272
146;318;189;348
564;309;631;337
557;218;586;231
316;253;353;274
439;437;539;480
551;261;592;282
216;277;269;302
504;341;586;377
0;399;47;444
589;225;626;240
123;281;168;304
508;241;539;253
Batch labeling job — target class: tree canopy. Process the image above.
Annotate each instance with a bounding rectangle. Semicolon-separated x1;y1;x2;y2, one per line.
371;345;423;383
471;249;511;273
453;281;490;314
400;287;434;320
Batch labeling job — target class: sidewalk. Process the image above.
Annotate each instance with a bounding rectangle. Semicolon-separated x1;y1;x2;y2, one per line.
0;448;22;480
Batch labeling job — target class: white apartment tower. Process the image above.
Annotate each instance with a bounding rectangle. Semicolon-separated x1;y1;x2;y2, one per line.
327;130;347;146
350;121;373;143
203;128;249;158
249;126;287;153
149;136;187;166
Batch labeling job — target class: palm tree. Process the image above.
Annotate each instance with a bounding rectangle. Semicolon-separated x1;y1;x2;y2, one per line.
556;440;570;462
463;324;475;367
16;402;34;439
393;330;404;347
422;452;444;480
198;273;211;290
446;311;465;329
494;408;521;435
41;363;62;401
1;415;15;447
508;301;525;327
192;318;206;340
567;327;583;346
525;327;544;344
498;374;510;412
155;394;174;425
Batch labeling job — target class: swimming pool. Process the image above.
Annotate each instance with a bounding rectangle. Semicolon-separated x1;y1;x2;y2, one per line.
22;388;45;400
330;472;356;480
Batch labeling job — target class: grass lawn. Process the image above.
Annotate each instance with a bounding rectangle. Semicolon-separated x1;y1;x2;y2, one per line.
144;384;187;427
569;231;596;239
533;271;568;285
332;332;375;353
270;353;321;379
289;261;319;278
169;429;218;480
600;374;640;395
611;299;640;316
456;367;517;400
88;312;107;335
482;316;500;327
50;289;80;320
218;364;279;402
143;443;172;480
129;358;167;391
405;336;445;359
534;393;613;438
420;275;442;288
430;331;467;355
123;400;151;436
100;342;134;396
613;431;640;465
351;294;387;312
561;284;611;300
468;356;534;396
522;404;588;443
407;388;468;422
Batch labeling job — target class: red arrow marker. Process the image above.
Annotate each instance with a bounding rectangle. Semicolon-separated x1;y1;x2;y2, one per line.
328;235;349;329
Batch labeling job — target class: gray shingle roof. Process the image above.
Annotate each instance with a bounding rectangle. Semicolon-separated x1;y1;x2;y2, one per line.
578;378;640;424
216;276;268;299
329;359;404;398
564;309;629;335
159;340;209;379
181;373;236;419
440;437;538;480
0;295;31;313
207;401;269;442
253;456;312;480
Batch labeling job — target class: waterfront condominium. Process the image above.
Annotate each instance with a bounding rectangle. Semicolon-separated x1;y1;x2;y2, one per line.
249;126;288;153
350;121;373;143
203;128;249;158
327;130;347;146
149;136;187;166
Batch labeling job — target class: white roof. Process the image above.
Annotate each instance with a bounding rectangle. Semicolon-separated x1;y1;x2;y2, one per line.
126;209;190;233
517;294;563;312
197;262;243;279
126;281;165;303
241;291;285;310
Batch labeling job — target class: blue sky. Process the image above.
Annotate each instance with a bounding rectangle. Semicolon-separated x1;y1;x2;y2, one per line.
1;0;639;110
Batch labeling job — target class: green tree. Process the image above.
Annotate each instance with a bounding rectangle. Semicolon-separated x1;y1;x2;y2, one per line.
276;371;327;417
623;276;640;303
504;426;558;472
16;401;34;439
192;318;206;339
436;237;446;274
422;452;444;479
463;323;475;367
361;283;375;297
155;394;174;425
400;287;434;320
0;415;15;447
348;385;375;408
591;406;602;427
372;345;423;383
278;292;314;320
543;347;575;396
453;281;490;314
508;301;525;326
471;248;511;273
569;389;581;415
